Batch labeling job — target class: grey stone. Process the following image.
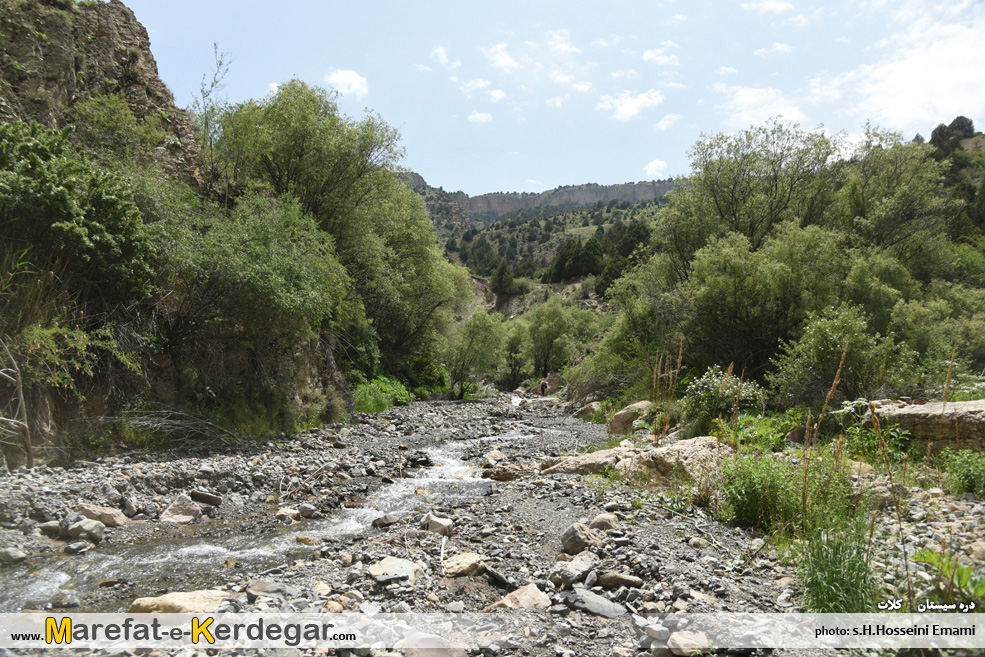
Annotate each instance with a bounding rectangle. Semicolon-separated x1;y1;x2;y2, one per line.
560;522;603;555
564;588;627;618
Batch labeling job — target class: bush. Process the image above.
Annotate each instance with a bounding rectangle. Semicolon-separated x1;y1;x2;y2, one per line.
353;376;410;414
720;455;799;531
941;448;985;496
768;304;919;408
682;366;766;420
843;425;910;464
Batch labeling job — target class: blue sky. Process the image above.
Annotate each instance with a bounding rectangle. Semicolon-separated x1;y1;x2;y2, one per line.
122;0;984;196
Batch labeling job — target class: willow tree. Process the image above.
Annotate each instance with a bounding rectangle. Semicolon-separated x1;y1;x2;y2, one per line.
216;79;470;372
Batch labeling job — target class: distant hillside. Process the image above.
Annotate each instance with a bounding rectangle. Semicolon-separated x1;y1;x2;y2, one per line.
405;173;674;230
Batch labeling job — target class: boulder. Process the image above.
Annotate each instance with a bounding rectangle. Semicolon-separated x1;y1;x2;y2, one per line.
589;513;620;531
189;489;223;506
617;437;731;485
246;580;300;602
865;399;985;451
549;550;599;588
481;464;533;481
443;553;484;577
371;513;401;529
420;512;454;536
560;522;603;555
667;631;711;656
484;583;551;610
564;588;626;618
68;518;105;543
78;504;128;528
597;570;644;589
159;494;202;524
608;401;653;434
541;447;638;476
128;589;228;613
0;547;27;564
275;507;301;522
367;556;425;583
574;401;601;419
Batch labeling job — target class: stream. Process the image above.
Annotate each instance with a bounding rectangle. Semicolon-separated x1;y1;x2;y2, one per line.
0;439;498;613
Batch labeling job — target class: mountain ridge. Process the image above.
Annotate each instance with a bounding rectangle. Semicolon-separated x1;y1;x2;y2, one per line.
406;172;673;227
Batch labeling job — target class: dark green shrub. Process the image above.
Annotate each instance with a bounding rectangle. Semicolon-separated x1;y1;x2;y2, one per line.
353;376;410;414
941;448;985;496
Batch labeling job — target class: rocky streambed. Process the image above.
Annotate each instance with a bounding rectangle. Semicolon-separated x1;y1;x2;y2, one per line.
1;394;983;657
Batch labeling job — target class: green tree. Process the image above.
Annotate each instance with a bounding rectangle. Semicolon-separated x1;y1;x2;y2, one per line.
490;260;515;296
524;297;598;377
445;311;503;399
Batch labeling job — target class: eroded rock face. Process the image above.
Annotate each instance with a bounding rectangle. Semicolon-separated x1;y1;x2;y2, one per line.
867;400;985;452
0;0;199;181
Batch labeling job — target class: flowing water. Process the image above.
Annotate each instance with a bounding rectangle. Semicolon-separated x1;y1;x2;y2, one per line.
0;440;499;612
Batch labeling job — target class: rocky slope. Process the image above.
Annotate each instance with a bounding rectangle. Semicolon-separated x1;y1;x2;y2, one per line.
0;0;199;181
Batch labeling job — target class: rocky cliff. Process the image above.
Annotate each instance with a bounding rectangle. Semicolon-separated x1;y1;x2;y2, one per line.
408;174;674;226
0;0;198;180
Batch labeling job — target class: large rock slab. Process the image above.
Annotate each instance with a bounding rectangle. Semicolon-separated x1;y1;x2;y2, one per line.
68;518;105;543
159;494;202;524
78;504;128;528
564;588;627;618
541;447;638;476
128;590;227;613
866;400;985;451
484;583;552;610
444;553;484;577
367;556;425;583
608;401;653;434
617;436;731;485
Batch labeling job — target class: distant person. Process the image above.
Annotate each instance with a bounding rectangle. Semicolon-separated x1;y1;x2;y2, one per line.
540;377;548;396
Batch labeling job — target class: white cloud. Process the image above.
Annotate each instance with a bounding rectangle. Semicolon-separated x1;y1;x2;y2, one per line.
740;0;794;13
643;45;681;66
809;0;985;132
414;64;433;72
655;113;683;131
488;89;507;102
596;89;664;120
550;70;574;85
572;81;594;93
612;69;639;79
712;83;806;127
267;82;279;94
592;36;622;48
324;70;368;100
468;111;493;123
547;29;581;54
644;159;668;177
661;81;687;89
430;46;461;69
667;13;687;25
459;78;492;94
717;66;738;75
753;42;794;58
482;43;521;73
526;179;542;185
546;94;570;108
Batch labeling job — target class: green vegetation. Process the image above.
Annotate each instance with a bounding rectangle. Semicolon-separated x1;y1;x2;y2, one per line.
352;376;410;414
940;448;985;496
